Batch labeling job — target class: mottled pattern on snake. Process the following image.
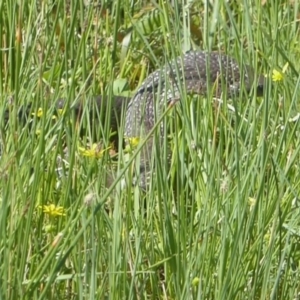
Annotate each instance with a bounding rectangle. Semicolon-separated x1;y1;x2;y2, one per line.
124;51;264;189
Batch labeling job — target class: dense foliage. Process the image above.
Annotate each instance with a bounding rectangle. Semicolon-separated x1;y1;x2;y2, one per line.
1;0;300;299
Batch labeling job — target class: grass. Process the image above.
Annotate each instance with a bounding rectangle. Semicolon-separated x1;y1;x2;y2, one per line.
1;0;300;299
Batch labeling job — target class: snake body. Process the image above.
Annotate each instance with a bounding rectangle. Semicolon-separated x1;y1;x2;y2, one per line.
3;51;264;189
124;51;264;188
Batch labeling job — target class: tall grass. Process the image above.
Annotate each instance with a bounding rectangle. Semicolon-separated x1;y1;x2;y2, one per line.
1;0;300;299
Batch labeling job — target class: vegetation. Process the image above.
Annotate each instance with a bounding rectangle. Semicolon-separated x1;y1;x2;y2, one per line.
1;0;300;299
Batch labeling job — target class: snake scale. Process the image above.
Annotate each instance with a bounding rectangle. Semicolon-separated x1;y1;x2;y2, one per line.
3;51;264;189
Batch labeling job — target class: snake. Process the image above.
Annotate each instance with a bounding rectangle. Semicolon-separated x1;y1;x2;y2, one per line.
3;51;265;189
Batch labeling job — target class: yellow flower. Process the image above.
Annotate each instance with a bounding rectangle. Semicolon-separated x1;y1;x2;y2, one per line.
32;107;44;118
78;143;110;158
128;137;140;147
272;70;283;82
32;108;58;120
271;62;289;82
39;204;66;217
124;137;140;152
